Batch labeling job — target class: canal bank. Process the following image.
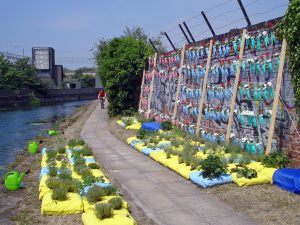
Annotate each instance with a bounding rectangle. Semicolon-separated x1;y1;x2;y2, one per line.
0;101;97;225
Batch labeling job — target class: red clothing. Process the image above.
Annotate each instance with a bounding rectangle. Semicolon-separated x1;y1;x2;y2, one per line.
98;90;106;98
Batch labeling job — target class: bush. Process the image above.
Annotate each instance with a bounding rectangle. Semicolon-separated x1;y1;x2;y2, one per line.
55;154;63;161
161;121;173;131
95;202;113;220
68;139;85;147
57;146;66;154
58;169;72;181
48;166;57;177
80;146;93;156
262;151;291;168
63;179;82;193
200;155;226;179
52;186;68;201
236;167;257;179
88;163;100;169
121;117;134;126
87;185;106;203
102;186;117;196
96;35;153;117
46;150;57;161
136;129;152;140
46;177;62;189
108;197;123;210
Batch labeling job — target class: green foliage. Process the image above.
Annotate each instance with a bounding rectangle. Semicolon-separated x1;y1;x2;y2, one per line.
96;34;153;117
55;154;63;161
108;197;123;210
88;163;100;169
68;139;85;147
200;155;226;179
102;186;117;196
80;74;95;88
58;169;72;181
46;149;57;161
80;146;93;156
63;179;82;193
29;92;40;107
277;0;300;123
161;121;173;131
0;55;46;90
87;185;106;203
46;177;62;189
236;167;258;179
136;129;152;140
262;151;291;168
95;202;113;220
48;166;57;177
57;146;66;154
121;117;134;126
52;186;68;201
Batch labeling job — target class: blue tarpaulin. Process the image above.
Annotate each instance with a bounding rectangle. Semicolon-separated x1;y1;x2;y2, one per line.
273;168;300;194
190;171;232;188
141;122;161;131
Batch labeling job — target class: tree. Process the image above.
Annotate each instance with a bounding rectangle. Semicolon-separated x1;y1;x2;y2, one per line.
96;36;153;117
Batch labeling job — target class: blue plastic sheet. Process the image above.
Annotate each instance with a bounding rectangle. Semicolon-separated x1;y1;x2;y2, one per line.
273;168;300;194
190;171;232;188
141;122;161;131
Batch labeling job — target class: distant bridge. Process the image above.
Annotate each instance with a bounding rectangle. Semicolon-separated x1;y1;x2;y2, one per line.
0;51;31;63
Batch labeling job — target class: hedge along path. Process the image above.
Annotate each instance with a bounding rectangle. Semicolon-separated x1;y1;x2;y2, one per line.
147;52;157;118
225;29;247;142
196;39;213;136
265;38;287;154
172;44;186;121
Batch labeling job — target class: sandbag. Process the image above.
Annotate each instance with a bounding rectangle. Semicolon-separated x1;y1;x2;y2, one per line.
149;151;168;166
190;171;232;188
127;137;138;145
164;155;180;171
173;163;195;179
82;209;136;225
126;123;141;130
39;175;51;200
83;196;129;212
272;168;300;194
142;147;161;156
41;192;83;215
116;120;126;127
135;143;145;152
231;172;270;187
141;122;161;131
91;169;110;183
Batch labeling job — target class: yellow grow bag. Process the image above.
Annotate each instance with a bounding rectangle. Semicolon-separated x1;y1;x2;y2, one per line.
174;163;195;179
126;137;138;145
41;192;83;215
126;123;141;130
82;209;136;225
83;196;129;212
135;143;145;152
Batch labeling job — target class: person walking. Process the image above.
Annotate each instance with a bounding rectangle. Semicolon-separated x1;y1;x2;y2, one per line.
98;89;106;109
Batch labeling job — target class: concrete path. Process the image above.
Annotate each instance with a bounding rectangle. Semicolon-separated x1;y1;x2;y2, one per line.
81;106;258;225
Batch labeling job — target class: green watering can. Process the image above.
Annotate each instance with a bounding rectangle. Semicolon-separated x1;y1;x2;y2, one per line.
4;171;26;191
28;141;38;154
48;130;58;136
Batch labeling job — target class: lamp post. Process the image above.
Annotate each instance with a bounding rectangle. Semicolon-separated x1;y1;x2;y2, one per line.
12;45;24;57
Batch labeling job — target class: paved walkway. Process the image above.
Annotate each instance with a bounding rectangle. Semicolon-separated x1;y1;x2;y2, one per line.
81;105;258;225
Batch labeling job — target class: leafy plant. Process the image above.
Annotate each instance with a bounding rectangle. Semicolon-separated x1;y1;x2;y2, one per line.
137;129;152;140
87;185;106;203
55;154;63;161
236;167;258;179
95;202;113;220
262;151;291;168
46;150;57;162
48;166;57;177
200;155;226;179
88;163;100;169
46;177;61;189
63;179;82;193
52;186;68;201
108;197;123;210
58;169;72;181
161;121;173;131
121;117;134;126
57;146;66;154
102;186;117;196
80;146;93;156
277;0;300;123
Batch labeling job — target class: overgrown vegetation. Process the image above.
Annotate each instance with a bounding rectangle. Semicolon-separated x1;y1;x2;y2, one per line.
199;155;226;179
161;121;173;131
277;0;300;123
52;186;68;201
95;203;113;220
262;151;291;168
108;197;123;210
86;185;106;203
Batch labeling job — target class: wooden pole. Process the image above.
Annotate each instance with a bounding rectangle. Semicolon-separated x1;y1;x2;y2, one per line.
172;45;186;121
265;38;287;154
147;53;158;118
196;39;213;136
225;29;247;142
138;69;146;112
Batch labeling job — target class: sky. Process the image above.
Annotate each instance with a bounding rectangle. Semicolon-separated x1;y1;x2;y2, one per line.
0;0;289;69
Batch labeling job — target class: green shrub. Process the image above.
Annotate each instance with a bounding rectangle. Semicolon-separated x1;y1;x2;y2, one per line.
60;160;67;169
55;154;63;161
74;157;86;166
88;163;100;169
74;164;86;174
58;169;72;181
46;150;57;161
102;186;117;196
236;167;257;179
63;179;82;193
121;117;134;126
190;156;202;170
52;186;68;201
161;121;173;131
164;147;172;159
57;146;66;154
46;177;61;189
95;202;113;220
87;185;106;203
137;129;152;140
262;151;291;168
200;155;226;179
48;166;57;177
80;146;93;156
80;167;92;178
68;139;85;147
224;143;242;154
108;197;123;210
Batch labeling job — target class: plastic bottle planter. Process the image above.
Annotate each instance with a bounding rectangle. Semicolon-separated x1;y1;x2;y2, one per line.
186;46;209;60
239;83;274;101
205;109;229;122
237;110;258;128
245;31;276;50
242;140;263;154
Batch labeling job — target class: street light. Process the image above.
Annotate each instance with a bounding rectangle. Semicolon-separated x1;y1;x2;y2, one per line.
12;45;24;57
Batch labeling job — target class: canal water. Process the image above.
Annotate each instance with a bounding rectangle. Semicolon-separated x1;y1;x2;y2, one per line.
0;100;91;177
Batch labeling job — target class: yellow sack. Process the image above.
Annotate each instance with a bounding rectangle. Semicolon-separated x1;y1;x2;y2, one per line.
135;143;145;152
227;163;238;171
260;167;277;181
127;137;138;145
165;155;180;171
83;196;129;212
39;186;51;200
39;176;51;200
82;209;136;225
41;155;62;168
231;172;270;187
116;120;124;126
91;169;110;183
126;123;141;130
150;151;168;165
41;192;83;215
174;163;195;179
247;162;265;172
